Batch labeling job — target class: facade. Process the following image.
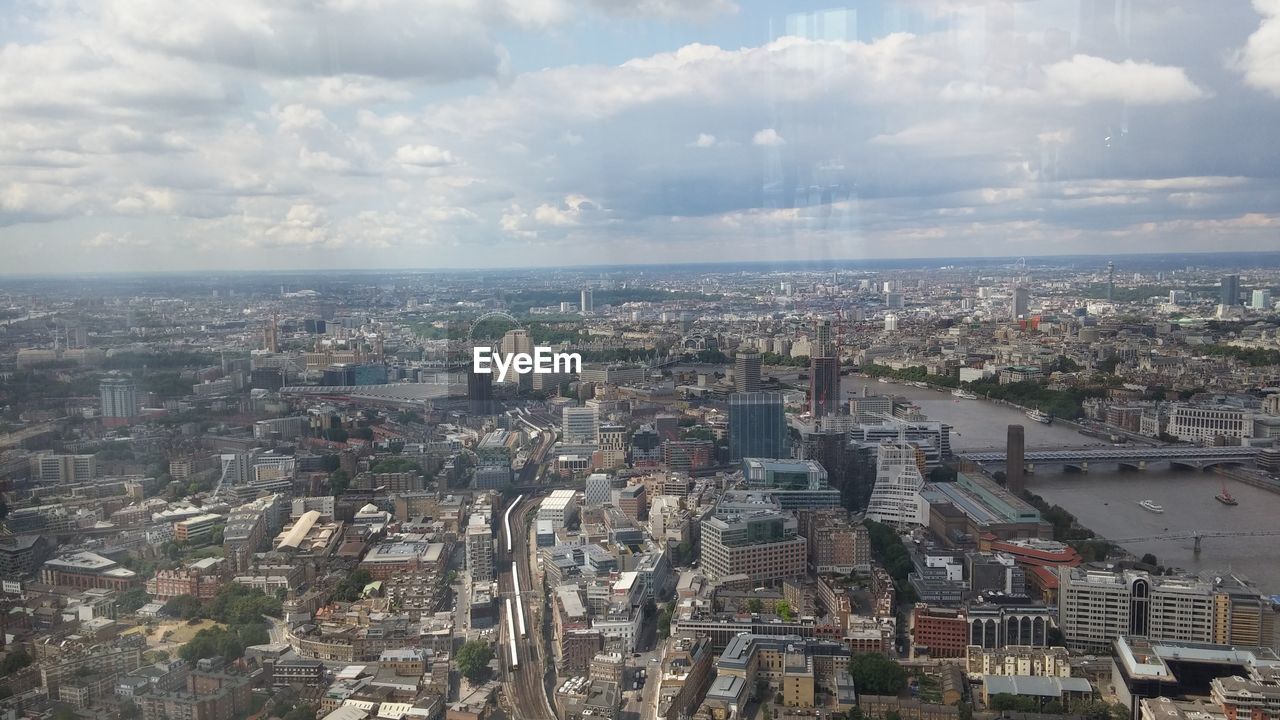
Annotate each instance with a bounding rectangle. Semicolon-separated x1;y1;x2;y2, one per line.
466;514;495;582
866;441;927;526
539;489;579;530
809;356;840;418
912;605;970;659
32;453;97;483
563;406;600;444
728;392;787;462
41;551;139;591
965;645;1071;678
584;473;614;508
1057;568;1216;652
741;458;841;510
100;376;138;418
734;350;762;393
798;510;871;574
713;634;852;709
1166;404;1251;443
701;505;806;583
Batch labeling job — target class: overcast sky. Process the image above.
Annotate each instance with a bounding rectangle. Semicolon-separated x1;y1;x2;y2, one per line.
2;0;1280;274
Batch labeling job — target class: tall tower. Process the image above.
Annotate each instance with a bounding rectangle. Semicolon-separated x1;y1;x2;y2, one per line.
1006;424;1026;495
1106;261;1115;302
263;313;280;353
809;320;840;418
580;288;594;315
734;350;762;393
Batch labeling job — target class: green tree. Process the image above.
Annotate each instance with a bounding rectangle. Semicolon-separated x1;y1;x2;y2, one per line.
1;648;33;674
747;597;763;613
161;594;203;619
117;588;152;613
657;604;674;638
846;653;908;696
456;640;495;683
119;699;141;719
329;469;351;495
774;600;793;621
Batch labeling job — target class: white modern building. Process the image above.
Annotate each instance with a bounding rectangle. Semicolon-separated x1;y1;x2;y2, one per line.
584;473;613;508
538;489;579;530
865;441;927;527
562;405;599;444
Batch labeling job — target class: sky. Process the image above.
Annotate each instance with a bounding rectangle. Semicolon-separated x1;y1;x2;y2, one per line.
2;0;1280;274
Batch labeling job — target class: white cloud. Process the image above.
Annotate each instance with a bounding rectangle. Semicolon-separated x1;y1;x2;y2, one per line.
1041;55;1207;106
689;133;717;147
1237;0;1280;96
394;144;456;167
752;128;785;146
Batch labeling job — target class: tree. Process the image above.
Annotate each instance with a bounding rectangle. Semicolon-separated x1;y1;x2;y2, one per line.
1141;553;1159;567
747;598;763;613
117;588;152;613
657;604;674;638
928;466;957;483
774;600;794;621
329;469;351;495
179;626;246;663
1;648;33;674
456;640;495;683
120;699;141;719
162;594;204;620
846;653;908;696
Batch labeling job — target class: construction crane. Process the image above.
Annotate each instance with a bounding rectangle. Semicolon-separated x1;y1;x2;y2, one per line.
1109;529;1280;554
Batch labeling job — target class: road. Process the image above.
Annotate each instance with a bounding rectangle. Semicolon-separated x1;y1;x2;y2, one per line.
498;494;557;720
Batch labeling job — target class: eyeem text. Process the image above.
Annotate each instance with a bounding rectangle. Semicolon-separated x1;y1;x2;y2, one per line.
473;347;582;382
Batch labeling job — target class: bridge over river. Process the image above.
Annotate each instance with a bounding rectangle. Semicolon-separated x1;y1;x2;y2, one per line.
961;445;1260;473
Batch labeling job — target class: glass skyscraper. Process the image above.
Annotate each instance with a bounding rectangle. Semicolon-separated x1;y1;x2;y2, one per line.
728;392;788;461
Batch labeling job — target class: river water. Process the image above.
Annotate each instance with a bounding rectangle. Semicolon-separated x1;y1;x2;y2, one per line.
849;378;1280;593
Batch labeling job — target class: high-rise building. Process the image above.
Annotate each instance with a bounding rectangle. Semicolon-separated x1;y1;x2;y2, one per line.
865;441;927;527
1106;261;1115;301
99;376;138;418
728;392;787;461
885;292;904;309
1221;274;1241;307
809;320;840;418
1011;286;1030;320
1006;425;1026;495
809;356;840;418
563;405;600;444
580;288;594;315
500;328;535;386
734;350;762;393
1252;289;1272;310
883;313;899;332
467;362;495;416
466;514;494;582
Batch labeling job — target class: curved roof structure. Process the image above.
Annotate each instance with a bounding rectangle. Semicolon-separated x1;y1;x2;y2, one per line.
278;510;320;550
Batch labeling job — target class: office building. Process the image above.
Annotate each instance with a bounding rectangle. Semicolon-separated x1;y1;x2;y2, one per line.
701;497;806;583
563;405;599;444
539;489;579;530
711;634;852;709
809;356;840;418
581;288;594;314
321;362;387;386
729;392;787;461
585;473;614;508
797;509;871;574
99;376;138;418
1057;568;1216;652
41;551;138;591
1012;285;1030;320
865;441;928;527
467;363;495;415
1221;274;1241;307
883;313;899;332
1166;404;1251;443
885;292;904;309
740;458;840;510
32;453;97;483
734;350;762;393
1251;289;1272;310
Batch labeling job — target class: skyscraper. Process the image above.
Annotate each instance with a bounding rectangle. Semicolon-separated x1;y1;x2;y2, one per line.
500;329;534;386
809;320;840;417
1252;289;1273;310
467;362;495;415
1106;261;1115;302
1011;285;1030;320
810;357;840;418
1221;274;1241;307
865;441;926;527
734;350;762;393
1006;424;1026;495
580;288;594;315
99;376;137;418
728;392;787;461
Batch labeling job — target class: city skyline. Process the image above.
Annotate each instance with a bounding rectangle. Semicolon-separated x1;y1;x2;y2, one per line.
3;1;1280;272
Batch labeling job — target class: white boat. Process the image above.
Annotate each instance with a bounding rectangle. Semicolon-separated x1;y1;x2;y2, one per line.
1138;499;1164;513
952;388;978;400
1026;408;1052;424
877;377;891;384
911;381;928;389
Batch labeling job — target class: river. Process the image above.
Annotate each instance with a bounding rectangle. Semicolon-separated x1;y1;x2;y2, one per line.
849;377;1280;593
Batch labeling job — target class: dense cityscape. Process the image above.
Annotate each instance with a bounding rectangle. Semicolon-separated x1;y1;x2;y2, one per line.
1;254;1279;720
